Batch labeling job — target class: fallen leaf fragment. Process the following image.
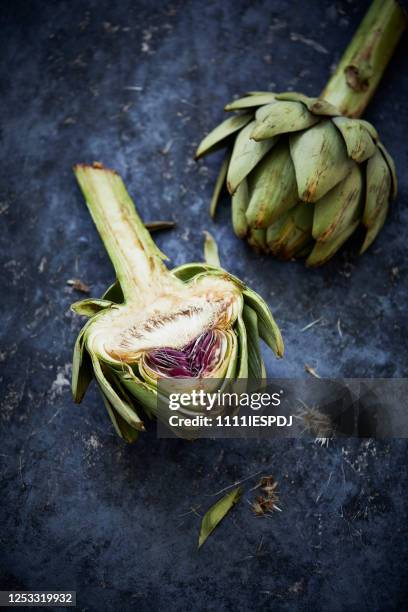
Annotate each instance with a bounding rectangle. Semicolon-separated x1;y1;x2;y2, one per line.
67;278;90;294
198;486;242;548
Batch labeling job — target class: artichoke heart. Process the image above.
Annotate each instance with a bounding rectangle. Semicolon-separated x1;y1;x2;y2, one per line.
84;274;241;373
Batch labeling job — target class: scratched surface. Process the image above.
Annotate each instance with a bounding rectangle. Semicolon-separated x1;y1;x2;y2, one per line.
0;0;407;610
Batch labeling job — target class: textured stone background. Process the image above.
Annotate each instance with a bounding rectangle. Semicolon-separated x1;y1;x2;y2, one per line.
1;0;407;610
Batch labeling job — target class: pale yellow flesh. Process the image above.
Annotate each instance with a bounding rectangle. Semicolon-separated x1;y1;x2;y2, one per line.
86;276;241;365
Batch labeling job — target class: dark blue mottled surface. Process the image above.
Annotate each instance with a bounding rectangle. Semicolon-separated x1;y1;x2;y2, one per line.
1;1;407;610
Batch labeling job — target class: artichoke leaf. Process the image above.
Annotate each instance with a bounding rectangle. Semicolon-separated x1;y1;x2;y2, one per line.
313;162;363;243
378;142;397;199
252;100;319;140
187;268;246;292
246;142;298;228
195;113;252;159
221;330;239;386
306;220;360;267
236;314;249;379
360;199;389;254
171;262;217;282
72;324;93;403
247;228;267;252
71;298;115;317
120;375;161;420
359;120;379;142
332;117;376;162
198;487;242;548
242;289;284;358
266;211;291;249
210;151;230;218
231;179;249;238
268;203;313;259
363;149;391;228
203;231;221;267
172;263;246;292
245;91;275;96
294;242;313;258
253;103;278;124
227;121;277;194
242;304;263;380
290;119;350;202
100;392;139;443
102;280;124;303
72;307;119;402
92;355;145;431
275;92;341;116
224;93;276;111
121;374;194;430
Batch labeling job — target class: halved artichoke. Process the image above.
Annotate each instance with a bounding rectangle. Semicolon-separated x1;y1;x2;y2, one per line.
72;164;283;441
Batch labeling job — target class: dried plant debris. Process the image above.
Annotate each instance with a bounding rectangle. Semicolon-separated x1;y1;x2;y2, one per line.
297;403;334;442
67;278;91;294
315;437;331;447
251;476;281;516
198;486;242;548
304;363;321;378
144;220;176;232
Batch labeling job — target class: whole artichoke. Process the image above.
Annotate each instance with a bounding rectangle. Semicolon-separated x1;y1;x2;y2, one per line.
72;163;283;441
195;0;405;266
195;91;397;266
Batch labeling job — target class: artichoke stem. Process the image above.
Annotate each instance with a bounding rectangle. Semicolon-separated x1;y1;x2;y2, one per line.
321;0;406;118
74;163;176;305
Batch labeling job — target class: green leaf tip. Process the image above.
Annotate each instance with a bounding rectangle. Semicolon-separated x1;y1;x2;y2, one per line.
198;486;242;549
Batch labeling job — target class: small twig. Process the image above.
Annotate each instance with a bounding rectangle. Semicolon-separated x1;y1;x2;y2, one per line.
207;470;263;497
290;32;329;54
240;537;269;561
47;406;64;425
18;452;26;491
256;536;264;555
160;140;173;155
301;317;322;332
178;505;202;518
316;470;333;503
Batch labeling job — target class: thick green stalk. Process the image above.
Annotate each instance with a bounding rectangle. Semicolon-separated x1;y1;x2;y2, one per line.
74;163;174;304
321;0;406;118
